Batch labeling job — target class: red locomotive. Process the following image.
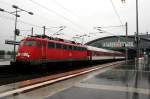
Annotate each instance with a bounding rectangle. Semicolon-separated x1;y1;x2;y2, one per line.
14;35;125;65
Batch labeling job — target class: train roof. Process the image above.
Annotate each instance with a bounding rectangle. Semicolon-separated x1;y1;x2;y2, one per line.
22;35;86;47
87;46;120;53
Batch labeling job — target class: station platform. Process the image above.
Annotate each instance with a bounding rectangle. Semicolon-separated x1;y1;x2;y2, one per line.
3;59;150;99
0;60;10;66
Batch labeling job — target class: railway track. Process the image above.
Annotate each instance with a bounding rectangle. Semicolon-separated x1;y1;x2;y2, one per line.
0;60;118;85
0;61;125;98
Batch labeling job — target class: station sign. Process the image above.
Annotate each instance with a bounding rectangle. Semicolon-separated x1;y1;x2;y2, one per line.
5;40;20;45
102;41;134;48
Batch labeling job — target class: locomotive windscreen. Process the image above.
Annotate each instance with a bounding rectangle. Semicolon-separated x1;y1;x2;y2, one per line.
20;40;37;47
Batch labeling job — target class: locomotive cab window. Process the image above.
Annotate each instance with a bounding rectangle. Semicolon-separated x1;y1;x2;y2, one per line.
37;41;41;47
56;43;62;49
24;40;37;46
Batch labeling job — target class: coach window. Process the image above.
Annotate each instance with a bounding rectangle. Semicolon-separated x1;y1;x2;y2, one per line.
48;42;55;48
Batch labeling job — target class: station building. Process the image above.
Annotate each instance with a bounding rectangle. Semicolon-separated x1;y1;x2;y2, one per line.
86;34;150;59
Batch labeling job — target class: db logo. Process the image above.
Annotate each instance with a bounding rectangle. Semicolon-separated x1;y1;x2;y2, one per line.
69;53;72;56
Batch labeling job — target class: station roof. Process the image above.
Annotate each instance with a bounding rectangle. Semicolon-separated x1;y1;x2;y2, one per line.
86;35;150;45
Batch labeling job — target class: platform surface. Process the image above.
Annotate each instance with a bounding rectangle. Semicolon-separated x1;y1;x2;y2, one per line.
3;59;150;99
0;60;10;66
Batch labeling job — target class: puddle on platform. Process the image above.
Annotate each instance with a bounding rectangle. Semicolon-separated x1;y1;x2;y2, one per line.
46;87;150;99
83;59;150;89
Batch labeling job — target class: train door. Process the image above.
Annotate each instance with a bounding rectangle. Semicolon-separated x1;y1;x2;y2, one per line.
41;40;47;60
55;43;62;60
87;50;92;60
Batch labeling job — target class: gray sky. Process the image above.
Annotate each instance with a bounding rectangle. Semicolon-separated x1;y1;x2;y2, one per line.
0;0;150;51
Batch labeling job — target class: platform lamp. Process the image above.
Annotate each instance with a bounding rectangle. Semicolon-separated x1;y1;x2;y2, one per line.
0;5;33;62
12;5;33;62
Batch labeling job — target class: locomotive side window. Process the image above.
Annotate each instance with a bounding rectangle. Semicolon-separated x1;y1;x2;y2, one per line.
72;46;75;50
37;41;41;47
77;46;79;50
48;42;55;48
82;47;85;51
79;47;82;51
68;45;72;50
73;46;77;50
56;43;62;49
24;40;36;46
83;47;86;51
63;44;68;49
74;46;77;50
74;46;79;50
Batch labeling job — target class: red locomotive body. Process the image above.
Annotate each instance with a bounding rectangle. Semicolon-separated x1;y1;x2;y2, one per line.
16;36;88;65
15;35;125;65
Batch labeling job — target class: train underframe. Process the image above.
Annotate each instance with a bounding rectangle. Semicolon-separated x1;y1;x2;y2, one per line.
11;57;124;69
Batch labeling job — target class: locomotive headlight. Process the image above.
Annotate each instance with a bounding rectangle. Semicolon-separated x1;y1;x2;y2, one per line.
22;53;30;58
16;53;21;56
16;52;30;58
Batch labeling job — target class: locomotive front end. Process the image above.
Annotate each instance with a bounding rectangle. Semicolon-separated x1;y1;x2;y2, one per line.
15;38;41;65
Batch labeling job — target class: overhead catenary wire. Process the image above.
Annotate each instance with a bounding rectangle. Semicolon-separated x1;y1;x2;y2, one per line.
0;14;81;37
0;14;65;32
0;1;83;35
0;1;68;29
109;0;124;27
50;1;88;34
0;0;126;38
97;25;125;29
51;0;80;18
28;0;89;33
0;14;42;28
